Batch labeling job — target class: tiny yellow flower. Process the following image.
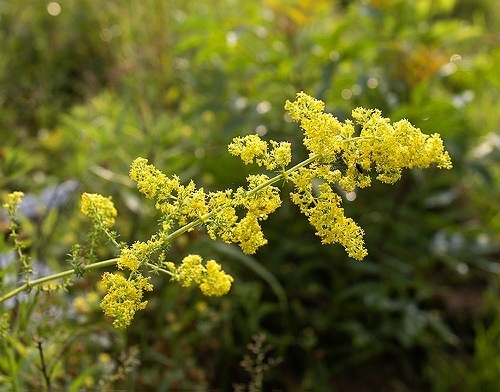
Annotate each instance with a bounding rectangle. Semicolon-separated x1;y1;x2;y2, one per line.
81;193;117;228
169;255;234;296
174;254;205;287
199;260;234;296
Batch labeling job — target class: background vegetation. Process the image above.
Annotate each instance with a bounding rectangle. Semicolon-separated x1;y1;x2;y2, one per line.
1;0;499;390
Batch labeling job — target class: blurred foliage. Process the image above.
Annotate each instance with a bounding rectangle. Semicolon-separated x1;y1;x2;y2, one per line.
1;0;499;390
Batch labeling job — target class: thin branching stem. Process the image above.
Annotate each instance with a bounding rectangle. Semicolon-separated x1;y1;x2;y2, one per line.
0;259;118;303
34;337;51;392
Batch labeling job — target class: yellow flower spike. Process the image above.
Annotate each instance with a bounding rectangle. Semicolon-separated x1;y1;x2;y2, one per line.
298;183;367;260
81;193;117;228
100;272;153;329
238;174;282;219
117;247;140;272
130;157;209;228
228;135;292;171
284;92;345;161
205;190;238;243
129;157;168;199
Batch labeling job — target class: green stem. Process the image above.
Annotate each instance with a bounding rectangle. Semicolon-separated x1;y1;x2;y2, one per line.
145;262;173;276
0;259;119;304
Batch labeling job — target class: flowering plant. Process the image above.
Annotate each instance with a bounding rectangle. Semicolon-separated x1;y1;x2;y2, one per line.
0;92;452;329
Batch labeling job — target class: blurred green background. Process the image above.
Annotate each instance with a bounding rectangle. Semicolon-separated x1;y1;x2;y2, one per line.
1;0;499;390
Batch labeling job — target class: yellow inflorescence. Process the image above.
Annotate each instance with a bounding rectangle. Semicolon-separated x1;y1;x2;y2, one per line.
117;239;162;272
80;193;117;228
228;135;292;170
129;157;209;228
167;254;234;296
199;260;234;296
100;272;153;329
282;92;452;259
2;191;24;211
79;92;452;328
291;183;367;260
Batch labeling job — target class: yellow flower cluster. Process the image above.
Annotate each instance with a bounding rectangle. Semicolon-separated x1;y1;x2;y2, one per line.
166;254;234;296
2;92;453;330
281;92;452;259
80;193;117;228
232;174;282;253
351;107;452;185
100;272;153;329
228;135;292;170
291;183;367;260
82;92;453;328
2;191;24;212
129;157;208;228
285;92;452;191
129;156;283;255
117;239;162;272
203;181;278;255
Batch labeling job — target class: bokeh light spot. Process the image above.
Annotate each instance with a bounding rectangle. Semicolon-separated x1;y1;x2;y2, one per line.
47;2;61;16
367;77;379;89
256;101;271;114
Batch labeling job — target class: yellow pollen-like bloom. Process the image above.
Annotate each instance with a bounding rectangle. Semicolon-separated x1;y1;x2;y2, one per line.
199;260;234;296
174;254;205;287
169;254;234;296
80;193;117;228
233;214;267;254
228;135;292;170
100;272;153;329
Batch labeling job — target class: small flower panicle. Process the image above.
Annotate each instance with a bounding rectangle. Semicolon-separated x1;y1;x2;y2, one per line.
291;183;367;260
129;157;209;227
100;272;153;329
81;193;117;228
199;260;234;296
284;92;452;191
205;190;239;243
167;254;234;296
2;191;24;214
282;92;452;259
228;135;292;170
117;239;162;272
233;214;268;254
